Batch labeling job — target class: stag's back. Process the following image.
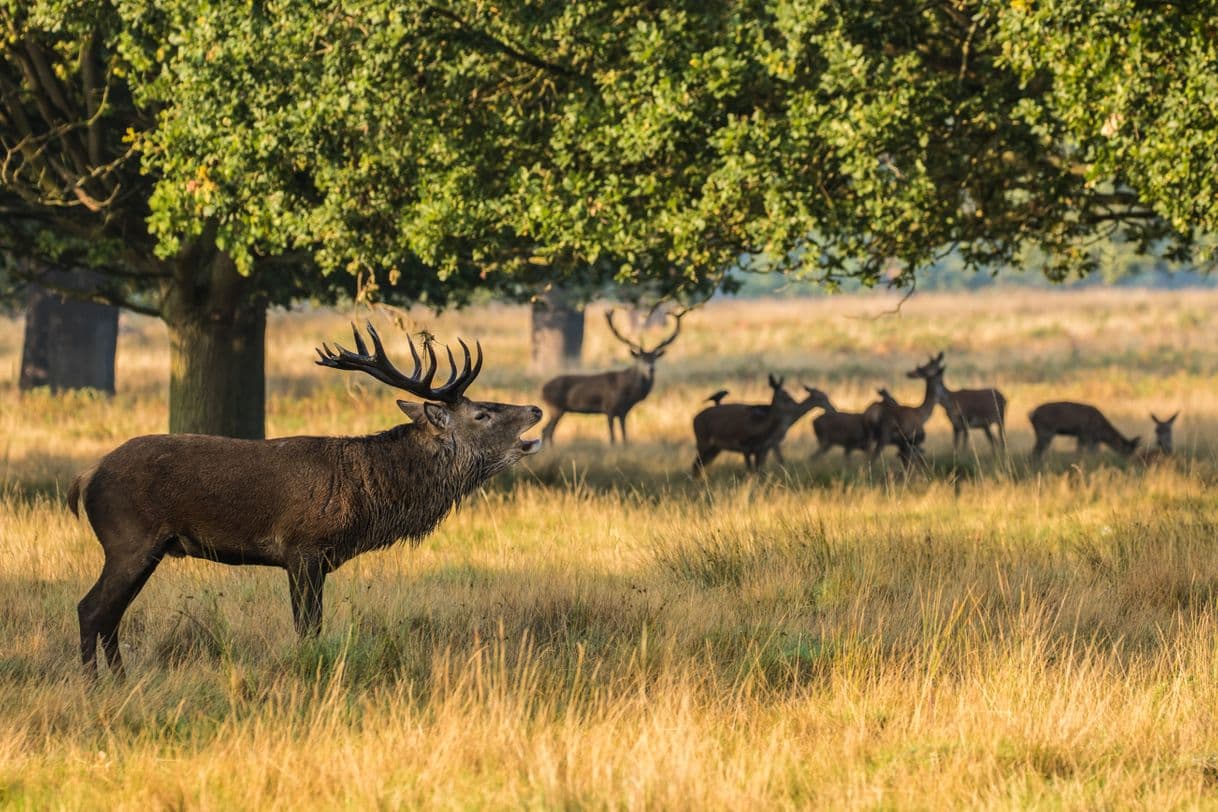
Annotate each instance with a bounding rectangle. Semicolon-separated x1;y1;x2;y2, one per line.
543;370;637;413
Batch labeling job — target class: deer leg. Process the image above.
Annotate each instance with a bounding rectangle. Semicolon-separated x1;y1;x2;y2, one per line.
607;415;616;445
1031;431;1052;461
811;443;830;460
771;445;785;466
692;445;720;476
981;424;998;452
288;559;327;638
541;410;564;444
79;544;163;680
619;414;628;446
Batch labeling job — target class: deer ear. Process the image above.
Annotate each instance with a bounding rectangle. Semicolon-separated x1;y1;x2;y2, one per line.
397;400;426;423
422;402;452;431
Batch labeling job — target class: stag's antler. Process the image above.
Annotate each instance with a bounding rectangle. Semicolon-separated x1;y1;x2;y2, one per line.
604;309;643;353
605;306;686;356
647;308;686;354
315;323;482;403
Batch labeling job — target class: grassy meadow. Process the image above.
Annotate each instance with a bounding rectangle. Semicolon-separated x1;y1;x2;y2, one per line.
2;288;1218;808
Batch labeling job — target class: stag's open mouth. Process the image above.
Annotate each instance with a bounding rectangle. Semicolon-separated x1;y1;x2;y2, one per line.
517;438;542;455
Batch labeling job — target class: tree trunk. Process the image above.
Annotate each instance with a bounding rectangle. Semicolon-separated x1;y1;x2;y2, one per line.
530;289;584;373
19;270;118;394
166;307;266;438
162;244;267;439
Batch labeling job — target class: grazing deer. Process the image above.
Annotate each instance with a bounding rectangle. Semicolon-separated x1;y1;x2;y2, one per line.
870;355;944;464
67;325;542;679
932;360;1007;453
1028;401;1140;460
540;309;683;445
810;393;874;458
1137;412;1178;462
692;376;829;474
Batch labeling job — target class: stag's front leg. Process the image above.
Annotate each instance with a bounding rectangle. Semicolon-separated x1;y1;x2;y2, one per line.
619;414;628;446
287;558;327;638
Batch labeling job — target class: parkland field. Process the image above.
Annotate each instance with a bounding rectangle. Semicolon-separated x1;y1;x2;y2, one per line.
3;288;1218;808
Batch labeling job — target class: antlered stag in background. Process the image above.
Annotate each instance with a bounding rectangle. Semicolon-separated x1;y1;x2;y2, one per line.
692;375;829;474
68;325;542;679
540;308;683;445
932;358;1007;453
870;354;945;464
1028;401;1140;460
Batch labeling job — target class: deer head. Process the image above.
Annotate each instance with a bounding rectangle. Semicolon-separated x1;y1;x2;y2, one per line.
907;352;945;380
1151;411;1179;453
317;323;542;473
605;308;684;370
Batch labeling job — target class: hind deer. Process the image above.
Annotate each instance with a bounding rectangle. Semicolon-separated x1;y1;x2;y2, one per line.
692;376;829;474
810;392;874;458
932;359;1007;453
540;308;683;445
1137;412;1178;463
68;325;542;679
1028;401;1140;460
870;354;944;464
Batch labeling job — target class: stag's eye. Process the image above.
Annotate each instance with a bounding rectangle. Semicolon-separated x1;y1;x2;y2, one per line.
475;412;489;421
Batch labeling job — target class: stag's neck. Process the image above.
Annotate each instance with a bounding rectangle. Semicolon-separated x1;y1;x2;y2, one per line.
625;364;655;400
344;425;483;554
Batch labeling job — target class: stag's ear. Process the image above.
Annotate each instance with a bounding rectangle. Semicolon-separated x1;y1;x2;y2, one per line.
422;402;453;431
652;349;666;359
630;348;642;359
397;400;426;423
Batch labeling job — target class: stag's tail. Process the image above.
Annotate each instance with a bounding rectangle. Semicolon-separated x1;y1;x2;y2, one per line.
66;466;97;518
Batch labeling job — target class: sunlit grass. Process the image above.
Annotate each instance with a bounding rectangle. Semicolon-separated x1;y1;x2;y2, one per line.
1;288;1217;807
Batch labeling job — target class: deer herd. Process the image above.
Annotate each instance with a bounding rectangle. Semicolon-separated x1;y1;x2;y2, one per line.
539;312;1179;474
65;312;1180;678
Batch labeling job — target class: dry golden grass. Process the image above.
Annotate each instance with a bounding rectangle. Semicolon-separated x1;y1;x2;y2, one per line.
2;288;1218;808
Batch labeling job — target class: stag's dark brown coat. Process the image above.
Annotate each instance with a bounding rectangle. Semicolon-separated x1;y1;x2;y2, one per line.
69;327;541;679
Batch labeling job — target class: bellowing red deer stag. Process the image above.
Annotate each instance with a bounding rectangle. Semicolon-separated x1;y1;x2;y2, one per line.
67;325;542;679
692;375;829;474
1028;401;1140;460
540;308;683;445
870;354;945;464
932;358;1007;453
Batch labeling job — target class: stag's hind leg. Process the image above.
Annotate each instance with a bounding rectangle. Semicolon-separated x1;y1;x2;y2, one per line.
79;539;164;679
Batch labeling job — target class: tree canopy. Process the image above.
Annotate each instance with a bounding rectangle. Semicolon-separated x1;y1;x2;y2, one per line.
1;1;1212;434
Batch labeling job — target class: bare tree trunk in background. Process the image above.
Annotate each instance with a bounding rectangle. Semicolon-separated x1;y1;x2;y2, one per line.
531;288;584;373
19;269;119;394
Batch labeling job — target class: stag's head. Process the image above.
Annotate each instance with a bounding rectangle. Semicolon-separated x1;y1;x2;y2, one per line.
1152;411;1179;453
907;352;945;382
317;324;542;474
605;308;684;372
